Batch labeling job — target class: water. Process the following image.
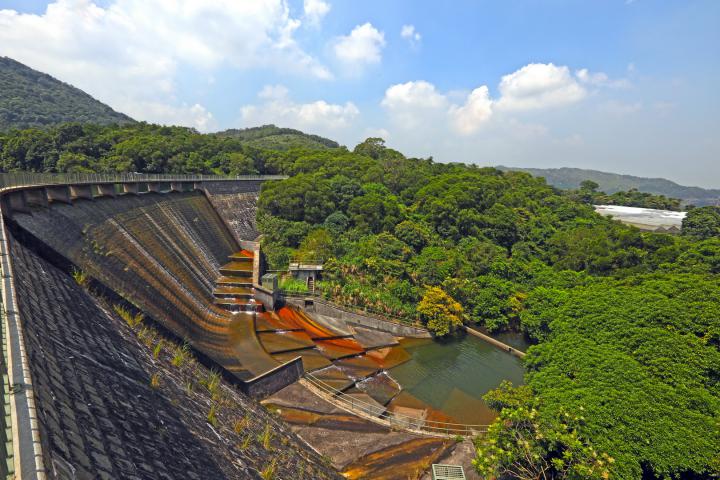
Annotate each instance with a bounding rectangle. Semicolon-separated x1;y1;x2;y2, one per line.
388;333;526;425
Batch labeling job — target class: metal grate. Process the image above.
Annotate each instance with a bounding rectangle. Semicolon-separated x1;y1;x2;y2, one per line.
432;464;466;480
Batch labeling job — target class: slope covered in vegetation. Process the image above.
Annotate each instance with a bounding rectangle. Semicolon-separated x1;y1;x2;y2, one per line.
255;138;720;479
1;125;718;478
0;57;133;130
216;124;340;151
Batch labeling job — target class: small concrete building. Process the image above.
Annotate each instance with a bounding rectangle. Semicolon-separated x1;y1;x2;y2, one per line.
289;262;323;291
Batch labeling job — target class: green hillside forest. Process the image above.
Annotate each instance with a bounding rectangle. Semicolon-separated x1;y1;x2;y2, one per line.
1;123;719;478
0;57;133;131
216;124;340;151
500;166;720;207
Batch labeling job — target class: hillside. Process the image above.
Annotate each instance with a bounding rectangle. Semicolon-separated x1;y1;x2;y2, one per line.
499;166;720;206
216;124;340;150
0;56;133;131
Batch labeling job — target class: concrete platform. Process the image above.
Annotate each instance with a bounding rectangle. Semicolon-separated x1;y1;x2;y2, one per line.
345;392;387;418
311;313;355;336
312;366;356;392
258;331;316;354
356;372;401;406
351;326;399;350
315;340;365;360
273;349;333;372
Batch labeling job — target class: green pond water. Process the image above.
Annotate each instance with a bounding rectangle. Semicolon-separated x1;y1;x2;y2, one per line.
388;333;527;425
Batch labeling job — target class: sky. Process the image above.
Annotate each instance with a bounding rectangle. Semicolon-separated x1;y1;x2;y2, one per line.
0;1;718;187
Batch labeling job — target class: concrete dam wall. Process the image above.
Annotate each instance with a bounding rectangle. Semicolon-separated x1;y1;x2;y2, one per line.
5;222;339;480
203;180;263;242
0;176;340;480
9;190;279;382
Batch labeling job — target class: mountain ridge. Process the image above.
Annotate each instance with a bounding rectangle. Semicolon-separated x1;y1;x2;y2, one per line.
0;56;134;131
498;166;720;206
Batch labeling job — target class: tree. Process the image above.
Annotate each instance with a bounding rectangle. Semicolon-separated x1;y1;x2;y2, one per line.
682;206;720;239
580;179;599;193
474;382;613;480
297;228;333;263
417;286;463;336
353;137;386;159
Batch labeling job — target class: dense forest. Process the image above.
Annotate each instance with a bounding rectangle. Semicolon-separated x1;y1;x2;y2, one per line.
0;57;133;130
1;124;718;478
255;138;720;478
216;124;340;151
0;122;340;175
501;165;720;207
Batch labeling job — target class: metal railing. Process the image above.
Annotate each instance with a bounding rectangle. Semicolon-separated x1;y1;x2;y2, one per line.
303;372;487;437
0;173;287;189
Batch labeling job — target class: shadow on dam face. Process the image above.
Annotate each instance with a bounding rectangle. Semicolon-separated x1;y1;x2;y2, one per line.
8;191;285;387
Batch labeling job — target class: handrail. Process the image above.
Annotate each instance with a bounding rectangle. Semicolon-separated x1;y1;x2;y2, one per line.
0;173;288;189
303;372;487;437
0;206;46;479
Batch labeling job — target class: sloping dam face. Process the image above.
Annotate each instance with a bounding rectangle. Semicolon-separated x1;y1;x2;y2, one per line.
9;191;280;382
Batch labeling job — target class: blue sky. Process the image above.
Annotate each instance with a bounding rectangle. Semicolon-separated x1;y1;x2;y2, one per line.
0;1;718;187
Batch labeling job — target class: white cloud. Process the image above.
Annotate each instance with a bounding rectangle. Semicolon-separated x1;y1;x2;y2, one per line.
400;24;421;46
303;0;330;26
333;22;386;68
0;0;331;129
241;85;359;135
496;63;586;111
576;68;631;88
381;80;448;129
449;86;493;135
381;81;493;134
380;62;632;138
126;102;216;132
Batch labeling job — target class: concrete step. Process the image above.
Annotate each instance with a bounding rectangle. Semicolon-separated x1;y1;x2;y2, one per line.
229;250;254;260
212;286;254;298
213;298;263;312
215;276;253;287
219;261;253;276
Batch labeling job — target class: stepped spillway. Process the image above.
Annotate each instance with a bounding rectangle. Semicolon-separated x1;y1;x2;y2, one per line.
9;191;280;382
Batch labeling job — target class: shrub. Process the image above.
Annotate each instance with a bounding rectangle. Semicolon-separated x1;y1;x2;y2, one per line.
207;404;218;427
260;458;277;480
72;268;88;288
172;342;190;367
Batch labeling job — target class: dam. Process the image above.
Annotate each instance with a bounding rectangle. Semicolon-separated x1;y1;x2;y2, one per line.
0;173;524;479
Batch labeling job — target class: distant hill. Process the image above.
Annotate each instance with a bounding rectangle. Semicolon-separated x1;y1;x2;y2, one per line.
499;166;720;207
0;56;133;131
216;125;340;151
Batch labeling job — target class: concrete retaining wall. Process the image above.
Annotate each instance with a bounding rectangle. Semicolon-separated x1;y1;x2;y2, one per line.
254;285;278;311
284;296;431;338
242;356;304;398
202;181;264;242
